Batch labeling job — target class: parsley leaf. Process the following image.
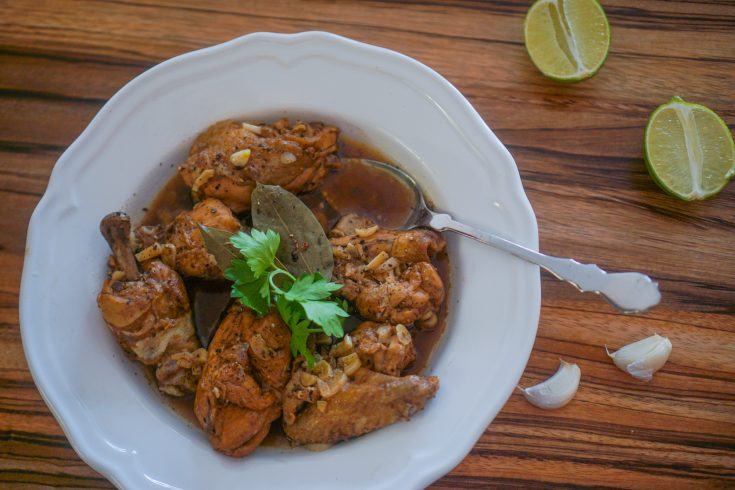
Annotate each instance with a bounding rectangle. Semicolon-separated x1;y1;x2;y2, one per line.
224;258;258;284
300;299;349;338
223;227;349;367
227;259;271;316
229;228;280;278
276;296;314;365
284;272;343;302
231;278;270;316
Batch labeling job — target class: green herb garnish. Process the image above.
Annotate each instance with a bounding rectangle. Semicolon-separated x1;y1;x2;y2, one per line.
224;228;348;366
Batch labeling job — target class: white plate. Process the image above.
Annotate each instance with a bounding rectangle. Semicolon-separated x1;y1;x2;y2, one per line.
20;32;540;489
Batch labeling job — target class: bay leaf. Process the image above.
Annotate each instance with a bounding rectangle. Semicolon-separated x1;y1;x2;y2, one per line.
198;224;239;272
251;183;334;279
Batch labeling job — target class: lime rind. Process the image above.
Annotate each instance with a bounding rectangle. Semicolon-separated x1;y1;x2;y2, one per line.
644;96;735;200
524;0;611;83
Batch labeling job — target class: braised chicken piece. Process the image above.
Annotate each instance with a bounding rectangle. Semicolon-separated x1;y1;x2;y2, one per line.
330;215;446;326
164;198;241;279
131;198;240;280
96;212;206;396
179;119;339;213
352;322;416;376
283;337;439;444
195;305;291;457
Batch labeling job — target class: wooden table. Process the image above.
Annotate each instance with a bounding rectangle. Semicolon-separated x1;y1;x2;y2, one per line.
2;0;734;487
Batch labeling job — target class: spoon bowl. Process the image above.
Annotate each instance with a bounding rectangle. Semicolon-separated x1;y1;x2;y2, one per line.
347;158;661;314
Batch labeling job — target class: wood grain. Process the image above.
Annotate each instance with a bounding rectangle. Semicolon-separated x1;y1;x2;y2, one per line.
1;0;734;487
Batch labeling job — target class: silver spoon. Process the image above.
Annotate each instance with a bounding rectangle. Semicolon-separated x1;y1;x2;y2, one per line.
347;158;661;314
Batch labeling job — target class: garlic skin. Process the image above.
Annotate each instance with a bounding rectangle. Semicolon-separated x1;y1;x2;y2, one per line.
606;334;672;382
521;360;581;410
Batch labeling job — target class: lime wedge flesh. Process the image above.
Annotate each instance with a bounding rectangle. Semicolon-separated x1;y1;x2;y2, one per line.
645;97;735;200
524;0;610;82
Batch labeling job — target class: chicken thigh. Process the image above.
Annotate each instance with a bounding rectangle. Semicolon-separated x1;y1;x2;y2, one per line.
164;198;241;279
96;212;206;396
330;215;446;326
194;305;291;457
131;198;240;280
179;119;339;213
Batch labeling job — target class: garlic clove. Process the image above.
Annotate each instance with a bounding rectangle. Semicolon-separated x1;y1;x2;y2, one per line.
606;334;672;381
521;360;581;410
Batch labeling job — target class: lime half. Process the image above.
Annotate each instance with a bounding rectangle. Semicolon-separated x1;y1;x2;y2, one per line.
644;97;735;200
524;0;611;83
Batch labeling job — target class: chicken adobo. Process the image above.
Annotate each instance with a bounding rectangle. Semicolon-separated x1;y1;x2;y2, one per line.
194;305;290;456
282;326;437;445
284;367;438;445
166;198;241;279
179;119;338;213
96;118;450;457
330;214;446;327
97;213;206;396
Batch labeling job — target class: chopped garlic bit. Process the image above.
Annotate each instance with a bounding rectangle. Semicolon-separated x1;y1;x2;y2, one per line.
241;122;262;135
317;371;348;398
110;270;126;281
365;251;389;271
606;334;672;381
300;372;318;386
396;324;412;345
135;242;163;262
312;359;333;379
377;325;392;343
330;335;354;357
160;243;177;268
340;353;361;376
191;168;215;200
417;311;438;329
355;225;379;238
230;148;251;167
520;360;580;410
280;151;297;164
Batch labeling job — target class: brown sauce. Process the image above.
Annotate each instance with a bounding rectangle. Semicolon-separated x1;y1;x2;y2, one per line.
260;421;291;448
166;393;198;427
140;173;191;227
318;159;417;230
405;251;450;376
140;133;451;436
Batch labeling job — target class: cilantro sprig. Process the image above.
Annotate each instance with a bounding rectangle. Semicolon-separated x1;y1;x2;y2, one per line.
223;229;348;366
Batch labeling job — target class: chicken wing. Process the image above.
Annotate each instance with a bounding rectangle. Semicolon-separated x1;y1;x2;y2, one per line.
330;215;446;326
179;119;339;213
194;305;291;457
97;212;206;396
283;366;438;446
282;334;437;445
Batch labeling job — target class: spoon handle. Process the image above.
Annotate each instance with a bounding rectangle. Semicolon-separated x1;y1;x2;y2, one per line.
429;213;661;314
